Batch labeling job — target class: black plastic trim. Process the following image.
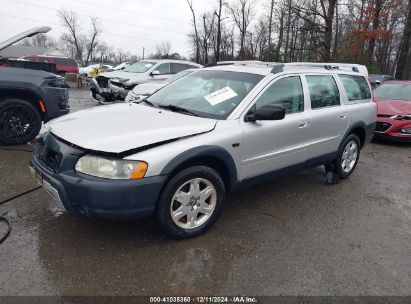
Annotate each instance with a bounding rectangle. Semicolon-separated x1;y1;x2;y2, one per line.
271;64;284;74
160;145;238;191
236;151;338;191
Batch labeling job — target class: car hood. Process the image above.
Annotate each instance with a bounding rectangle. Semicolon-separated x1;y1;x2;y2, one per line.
47;103;217;154
0;26;51;50
375;98;411;115
132;82;167;95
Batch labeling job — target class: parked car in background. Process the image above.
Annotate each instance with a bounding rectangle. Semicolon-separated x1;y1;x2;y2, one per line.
125;69;196;103
0;27;69;145
369;74;394;88
22;55;78;76
31;62;375;238
90;59;202;104
373;81;411;142
79;63;113;77
110;62;132;71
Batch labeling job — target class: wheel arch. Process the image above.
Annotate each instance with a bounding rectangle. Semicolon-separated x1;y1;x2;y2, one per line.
0;89;44;119
340;122;366;150
160;146;238;193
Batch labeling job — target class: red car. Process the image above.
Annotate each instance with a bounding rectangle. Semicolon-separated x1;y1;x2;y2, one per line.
373;80;411;142
22;55;78;76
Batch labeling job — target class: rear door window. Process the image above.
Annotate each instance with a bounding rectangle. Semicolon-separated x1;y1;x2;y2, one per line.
306;75;340;109
171;63;197;74
339;74;371;101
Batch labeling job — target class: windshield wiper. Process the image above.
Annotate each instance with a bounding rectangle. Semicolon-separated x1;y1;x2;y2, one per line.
157;104;199;117
138;99;158;108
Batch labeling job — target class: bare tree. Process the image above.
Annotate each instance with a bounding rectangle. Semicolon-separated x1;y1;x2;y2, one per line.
84;17;102;66
22;34;56;49
187;0;201;63
267;0;275;61
58;9;84;63
200;13;216;64
156;41;172;57
228;0;254;59
58;9;102;66
396;0;411;79
214;0;227;61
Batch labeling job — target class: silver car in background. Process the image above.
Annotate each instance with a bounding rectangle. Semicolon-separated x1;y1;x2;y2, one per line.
125;69;196;103
90;59;202;104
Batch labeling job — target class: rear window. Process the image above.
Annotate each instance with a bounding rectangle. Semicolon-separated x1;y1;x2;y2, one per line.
339;75;371;101
53;57;77;66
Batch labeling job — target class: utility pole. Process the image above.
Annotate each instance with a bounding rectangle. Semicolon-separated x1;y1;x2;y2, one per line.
142;47;145;60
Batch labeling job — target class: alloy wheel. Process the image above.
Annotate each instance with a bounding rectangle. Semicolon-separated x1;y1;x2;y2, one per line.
170;178;217;229
341;140;358;173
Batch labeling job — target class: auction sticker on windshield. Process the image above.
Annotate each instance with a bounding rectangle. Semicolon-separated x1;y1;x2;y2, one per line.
204;87;238;106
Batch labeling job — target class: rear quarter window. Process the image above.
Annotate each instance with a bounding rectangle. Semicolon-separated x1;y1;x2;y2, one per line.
339;75;371;102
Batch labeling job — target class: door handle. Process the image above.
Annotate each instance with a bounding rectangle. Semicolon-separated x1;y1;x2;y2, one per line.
339;113;348;119
298;121;310;128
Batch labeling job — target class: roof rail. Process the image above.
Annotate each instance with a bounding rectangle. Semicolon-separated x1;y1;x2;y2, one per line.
270;62;368;76
203;62;235;68
205;60;266;67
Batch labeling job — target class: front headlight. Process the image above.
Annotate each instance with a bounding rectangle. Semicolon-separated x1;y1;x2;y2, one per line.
45;76;66;88
392;114;411;120
75;155;148;179
400;128;411;134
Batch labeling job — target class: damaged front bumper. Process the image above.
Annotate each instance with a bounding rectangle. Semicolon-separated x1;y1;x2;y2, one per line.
89;77;132;102
30;133;167;220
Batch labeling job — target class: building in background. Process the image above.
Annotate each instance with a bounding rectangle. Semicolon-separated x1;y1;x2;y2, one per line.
0;45;65;59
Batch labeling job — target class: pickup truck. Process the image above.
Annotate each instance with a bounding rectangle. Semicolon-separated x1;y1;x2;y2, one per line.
0;27;69;145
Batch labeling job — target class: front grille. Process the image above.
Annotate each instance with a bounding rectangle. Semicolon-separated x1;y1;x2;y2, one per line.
377;114;392;118
109;80;124;88
96;76;109;88
375;122;392;132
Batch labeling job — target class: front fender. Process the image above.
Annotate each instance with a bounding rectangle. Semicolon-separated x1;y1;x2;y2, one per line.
160;145;238;192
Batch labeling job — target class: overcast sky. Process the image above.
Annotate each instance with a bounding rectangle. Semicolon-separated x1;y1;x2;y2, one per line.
0;0;232;58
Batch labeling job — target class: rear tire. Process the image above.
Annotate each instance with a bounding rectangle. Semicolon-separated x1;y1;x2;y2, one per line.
334;134;361;179
156;166;225;239
0;98;42;145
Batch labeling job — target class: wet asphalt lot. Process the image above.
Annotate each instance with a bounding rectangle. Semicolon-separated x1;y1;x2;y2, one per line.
0;88;411;296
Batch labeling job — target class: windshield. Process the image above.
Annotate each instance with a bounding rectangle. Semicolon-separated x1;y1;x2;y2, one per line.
374;83;411;101
369;75;384;82
146;70;263;119
166;69;194;83
124;61;156;73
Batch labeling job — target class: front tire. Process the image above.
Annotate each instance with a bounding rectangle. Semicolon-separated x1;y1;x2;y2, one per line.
0;98;42;145
334;134;361;179
156;166;226;239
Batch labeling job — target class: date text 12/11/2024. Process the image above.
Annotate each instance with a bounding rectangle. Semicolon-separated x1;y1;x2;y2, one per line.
149;296;258;303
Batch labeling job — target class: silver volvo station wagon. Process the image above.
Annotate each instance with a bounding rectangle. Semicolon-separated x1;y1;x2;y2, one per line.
30;62;376;238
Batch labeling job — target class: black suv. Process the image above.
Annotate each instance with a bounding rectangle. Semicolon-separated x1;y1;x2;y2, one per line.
0;27;69;145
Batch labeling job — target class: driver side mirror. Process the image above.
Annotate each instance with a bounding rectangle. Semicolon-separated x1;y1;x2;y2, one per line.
151;70;160;76
245;104;285;122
